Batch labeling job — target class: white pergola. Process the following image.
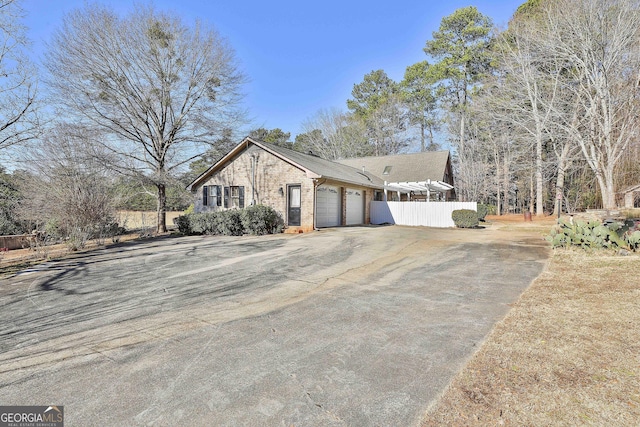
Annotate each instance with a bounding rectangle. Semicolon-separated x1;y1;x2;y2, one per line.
384;179;454;201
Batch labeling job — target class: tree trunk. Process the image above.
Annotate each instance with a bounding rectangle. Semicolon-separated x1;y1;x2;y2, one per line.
458;113;466;202
554;170;565;217
602;166;617;210
157;183;167;233
553;142;571;216
428;127;435;151
529;174;534;214
535;134;544;216
503;155;510;214
495;153;501;216
420;121;426;152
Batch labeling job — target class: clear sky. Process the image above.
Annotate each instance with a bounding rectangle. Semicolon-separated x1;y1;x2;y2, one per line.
21;0;524;141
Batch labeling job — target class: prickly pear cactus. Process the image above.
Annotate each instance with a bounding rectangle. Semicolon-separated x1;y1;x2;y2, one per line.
546;218;637;251
626;231;640;251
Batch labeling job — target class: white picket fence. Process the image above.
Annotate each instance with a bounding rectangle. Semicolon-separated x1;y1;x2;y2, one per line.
370;201;478;228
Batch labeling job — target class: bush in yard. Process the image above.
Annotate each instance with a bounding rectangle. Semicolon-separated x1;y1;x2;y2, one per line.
202;212;221;234
174;214;192;234
175;212;221;235
188;213;208;234
175;206;285;236
216;210;244;236
476;204;489;221
241;205;284;235
452;209;479;228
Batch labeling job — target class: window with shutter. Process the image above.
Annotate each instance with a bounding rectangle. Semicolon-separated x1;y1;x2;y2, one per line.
203;185;208;206
209;185;220;207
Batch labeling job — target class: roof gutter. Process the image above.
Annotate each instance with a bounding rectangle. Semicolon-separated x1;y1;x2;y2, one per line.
319;175;384;190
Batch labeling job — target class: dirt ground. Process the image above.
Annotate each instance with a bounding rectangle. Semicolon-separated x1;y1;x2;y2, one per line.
421;216;640;426
0;211;183;275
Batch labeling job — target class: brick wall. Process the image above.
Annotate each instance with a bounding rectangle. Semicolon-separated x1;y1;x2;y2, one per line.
193;143;378;233
194;144;315;232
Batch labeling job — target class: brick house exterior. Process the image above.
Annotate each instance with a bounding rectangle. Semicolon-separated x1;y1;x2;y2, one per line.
187;137;384;233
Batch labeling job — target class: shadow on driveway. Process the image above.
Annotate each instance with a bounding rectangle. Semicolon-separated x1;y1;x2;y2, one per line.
0;225;549;426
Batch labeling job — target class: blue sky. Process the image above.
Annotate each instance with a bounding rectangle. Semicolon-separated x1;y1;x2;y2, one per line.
22;0;524;140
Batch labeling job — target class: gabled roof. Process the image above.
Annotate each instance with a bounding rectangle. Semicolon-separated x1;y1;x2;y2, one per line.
187;137;385;191
335;150;451;183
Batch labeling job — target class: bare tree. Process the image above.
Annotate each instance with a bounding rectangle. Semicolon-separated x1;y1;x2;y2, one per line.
489;16;579;216
296;108;371;160
0;0;38;153
45;4;245;232
19;124;117;249
541;0;640;209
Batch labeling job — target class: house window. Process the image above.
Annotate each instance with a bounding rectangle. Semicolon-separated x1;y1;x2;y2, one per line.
203;185;222;206
374;190;384;201
210;185;221;206
231;186;241;207
224;186;245;208
383;166;392;175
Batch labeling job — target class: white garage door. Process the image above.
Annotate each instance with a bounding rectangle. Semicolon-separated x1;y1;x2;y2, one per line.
316;185;341;227
346;188;364;225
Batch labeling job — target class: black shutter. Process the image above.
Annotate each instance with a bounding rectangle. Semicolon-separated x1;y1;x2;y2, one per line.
224;186;229;208
216;186;222;206
239;186;245;208
202;185;208;206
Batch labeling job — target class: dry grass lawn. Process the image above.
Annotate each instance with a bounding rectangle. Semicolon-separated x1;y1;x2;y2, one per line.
422;245;640;425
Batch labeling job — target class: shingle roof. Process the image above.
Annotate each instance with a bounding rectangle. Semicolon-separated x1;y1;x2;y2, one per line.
188;137;385;190
262;141;385;188
335;151;451;183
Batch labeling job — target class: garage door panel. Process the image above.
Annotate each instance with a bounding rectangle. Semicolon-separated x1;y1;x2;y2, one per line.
316;185;341;227
346;188;364;225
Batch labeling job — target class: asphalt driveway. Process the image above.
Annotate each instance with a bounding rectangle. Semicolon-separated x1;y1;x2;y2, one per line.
0;225;548;426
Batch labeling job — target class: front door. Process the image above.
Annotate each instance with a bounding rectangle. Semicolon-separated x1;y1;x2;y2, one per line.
288;185;301;226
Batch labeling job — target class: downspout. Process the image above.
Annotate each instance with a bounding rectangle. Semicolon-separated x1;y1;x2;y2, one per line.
251;154;255;205
250;153;259;205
